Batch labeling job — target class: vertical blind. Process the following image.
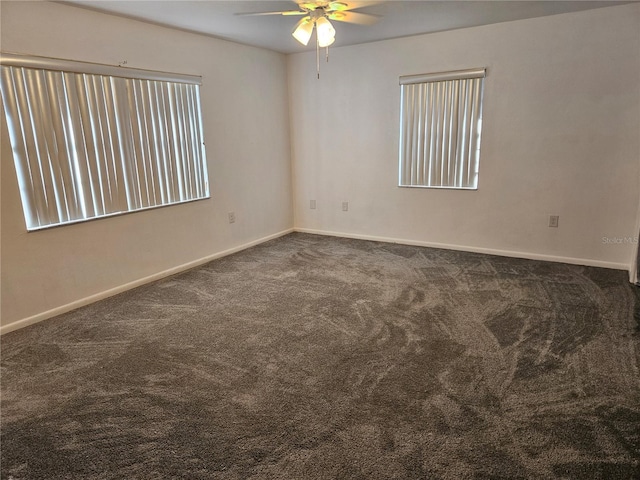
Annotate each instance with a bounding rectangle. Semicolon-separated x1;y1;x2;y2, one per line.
0;54;209;230
399;68;485;189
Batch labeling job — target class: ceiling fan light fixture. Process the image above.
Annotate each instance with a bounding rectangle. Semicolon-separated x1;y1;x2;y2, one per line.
319;35;335;48
292;17;314;45
315;16;336;47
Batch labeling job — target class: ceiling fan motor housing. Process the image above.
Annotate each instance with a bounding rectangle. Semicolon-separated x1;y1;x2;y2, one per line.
309;8;326;20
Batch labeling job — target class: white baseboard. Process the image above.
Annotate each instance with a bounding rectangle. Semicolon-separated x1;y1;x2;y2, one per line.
3;226;630;335
294;227;629;271
0;228;294;335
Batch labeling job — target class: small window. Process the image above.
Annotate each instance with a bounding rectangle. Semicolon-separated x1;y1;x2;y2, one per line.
398;68;485;189
0;53;209;231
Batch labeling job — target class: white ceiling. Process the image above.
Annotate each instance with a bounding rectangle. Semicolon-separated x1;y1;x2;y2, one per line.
57;1;635;54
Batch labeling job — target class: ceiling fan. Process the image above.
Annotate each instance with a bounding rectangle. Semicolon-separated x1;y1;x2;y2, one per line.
237;1;381;77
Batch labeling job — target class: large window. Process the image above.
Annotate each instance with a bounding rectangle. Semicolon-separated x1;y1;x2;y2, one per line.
0;53;209;231
399;68;485;189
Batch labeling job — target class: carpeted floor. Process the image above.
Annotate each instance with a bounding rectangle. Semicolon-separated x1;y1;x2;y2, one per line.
1;233;639;479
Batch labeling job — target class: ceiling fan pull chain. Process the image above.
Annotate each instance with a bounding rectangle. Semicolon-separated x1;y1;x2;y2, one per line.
316;30;320;79
326;46;329;63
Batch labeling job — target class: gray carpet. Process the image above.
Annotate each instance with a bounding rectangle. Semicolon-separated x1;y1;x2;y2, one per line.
1;233;639;479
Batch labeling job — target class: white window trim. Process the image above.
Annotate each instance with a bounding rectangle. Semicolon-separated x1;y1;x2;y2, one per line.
1;52;201;85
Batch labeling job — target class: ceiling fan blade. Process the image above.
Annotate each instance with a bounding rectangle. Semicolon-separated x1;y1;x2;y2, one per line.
328;10;380;25
235;10;306;17
328;1;348;11
294;0;383;8
329;1;383;11
297;2;322;10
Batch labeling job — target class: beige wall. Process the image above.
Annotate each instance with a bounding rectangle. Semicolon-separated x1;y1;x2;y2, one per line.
289;4;640;270
1;1;293;329
2;2;639;331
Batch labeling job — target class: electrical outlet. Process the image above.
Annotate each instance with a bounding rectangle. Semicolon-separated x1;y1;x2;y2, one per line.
310;200;316;210
228;212;236;224
549;215;559;228
342;201;349;212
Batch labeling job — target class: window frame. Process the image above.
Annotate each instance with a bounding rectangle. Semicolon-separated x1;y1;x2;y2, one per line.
0;52;210;231
398;67;486;190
